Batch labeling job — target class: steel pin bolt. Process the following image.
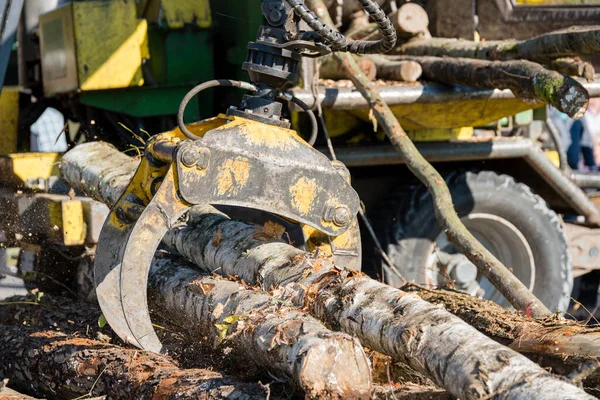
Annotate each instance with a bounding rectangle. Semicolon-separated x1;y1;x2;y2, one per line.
323;203;351;227
333;206;351;227
181;147;200;167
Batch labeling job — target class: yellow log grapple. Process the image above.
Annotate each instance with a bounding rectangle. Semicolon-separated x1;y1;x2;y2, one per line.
94;0;397;352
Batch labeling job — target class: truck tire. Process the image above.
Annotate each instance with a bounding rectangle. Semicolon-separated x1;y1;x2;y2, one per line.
373;171;573;312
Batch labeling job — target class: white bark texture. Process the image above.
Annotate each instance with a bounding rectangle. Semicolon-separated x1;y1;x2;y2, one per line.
148;253;373;399
61;142;596;400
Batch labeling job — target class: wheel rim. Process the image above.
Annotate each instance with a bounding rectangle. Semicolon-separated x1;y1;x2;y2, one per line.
426;213;536;308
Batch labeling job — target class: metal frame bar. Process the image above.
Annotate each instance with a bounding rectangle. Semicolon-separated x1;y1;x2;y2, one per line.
327;138;600;226
291;79;600;110
493;0;600;22
0;0;24;93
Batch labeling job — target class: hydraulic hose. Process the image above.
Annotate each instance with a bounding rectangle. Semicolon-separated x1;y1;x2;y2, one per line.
286;0;396;54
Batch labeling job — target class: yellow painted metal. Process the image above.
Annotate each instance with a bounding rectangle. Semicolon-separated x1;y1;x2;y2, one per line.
0;87;19;154
61;200;87;246
145;115;345;260
349;98;539;132
545;150;561;168
407;127;474;142
39;1;147;95
0;153;61;186
73;2;145;91
162;0;212;29
139;0;212;28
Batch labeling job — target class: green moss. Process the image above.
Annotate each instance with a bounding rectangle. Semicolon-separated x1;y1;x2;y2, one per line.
533;75;565;104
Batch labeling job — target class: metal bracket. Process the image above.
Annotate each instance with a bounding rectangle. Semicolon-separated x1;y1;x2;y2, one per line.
175;117;360;237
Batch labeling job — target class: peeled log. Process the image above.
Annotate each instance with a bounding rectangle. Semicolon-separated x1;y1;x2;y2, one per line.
367;55;422;82
320;55;377;81
392;56;589;119
396;26;600;64
60;142;595;400
389;3;431;39
149;253;373;399
0;327;266;399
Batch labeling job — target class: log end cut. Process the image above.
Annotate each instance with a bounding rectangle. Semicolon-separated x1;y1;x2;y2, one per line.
300;337;373;399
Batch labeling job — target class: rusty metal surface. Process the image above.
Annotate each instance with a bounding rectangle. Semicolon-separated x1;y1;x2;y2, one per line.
177;116;360;237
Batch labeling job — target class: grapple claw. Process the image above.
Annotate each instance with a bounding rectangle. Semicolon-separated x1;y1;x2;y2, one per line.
95;159;188;352
95;115;362;353
118;167;189;352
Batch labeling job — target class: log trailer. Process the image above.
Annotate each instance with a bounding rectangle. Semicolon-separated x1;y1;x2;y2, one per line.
1;0;600;331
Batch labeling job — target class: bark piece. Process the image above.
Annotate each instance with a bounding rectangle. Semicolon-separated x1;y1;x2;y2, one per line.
396;26;600;64
307;0;552;317
393;55;589;118
0;327;265;399
548;58;596;83
368;55;422;82
148;253;373;399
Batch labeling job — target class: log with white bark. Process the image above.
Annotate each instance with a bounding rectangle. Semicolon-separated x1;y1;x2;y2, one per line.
58;148;374;398
148;253;373;399
61;142;596;400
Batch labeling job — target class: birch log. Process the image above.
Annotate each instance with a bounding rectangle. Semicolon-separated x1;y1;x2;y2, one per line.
148;253;373;399
61;142;595;400
58;147;374;398
391;55;589;118
0;327;266;399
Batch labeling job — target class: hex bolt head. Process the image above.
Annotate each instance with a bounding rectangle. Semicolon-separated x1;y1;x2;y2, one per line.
333;206;351;227
181;146;200;167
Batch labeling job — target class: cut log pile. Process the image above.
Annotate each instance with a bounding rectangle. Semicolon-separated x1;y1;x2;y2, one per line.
3;4;600;400
318;3;597;118
3;140;584;399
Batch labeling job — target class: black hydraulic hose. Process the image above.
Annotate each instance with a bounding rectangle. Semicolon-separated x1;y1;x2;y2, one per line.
178;79;258;140
288;94;319;146
286;0;396;54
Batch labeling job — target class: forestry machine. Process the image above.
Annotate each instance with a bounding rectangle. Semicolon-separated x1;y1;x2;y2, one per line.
94;0;397;352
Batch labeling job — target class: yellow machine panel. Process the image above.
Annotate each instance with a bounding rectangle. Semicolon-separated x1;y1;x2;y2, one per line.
0;153;61;187
140;0;212;28
39;1;147;95
0;87;19;154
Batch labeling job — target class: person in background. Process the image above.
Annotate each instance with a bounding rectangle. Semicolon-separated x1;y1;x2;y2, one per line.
567;97;600;171
30;107;68;153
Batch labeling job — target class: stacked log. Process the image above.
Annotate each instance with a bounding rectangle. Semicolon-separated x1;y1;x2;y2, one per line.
59;142;597;400
317;2;597;117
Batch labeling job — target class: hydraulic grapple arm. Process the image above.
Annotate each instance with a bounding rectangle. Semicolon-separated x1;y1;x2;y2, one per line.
95;0;396;352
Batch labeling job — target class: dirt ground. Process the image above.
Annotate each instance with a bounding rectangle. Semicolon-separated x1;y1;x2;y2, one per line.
0;292;453;400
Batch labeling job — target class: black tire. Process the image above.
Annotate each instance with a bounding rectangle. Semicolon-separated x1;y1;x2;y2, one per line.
372;170;573;312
